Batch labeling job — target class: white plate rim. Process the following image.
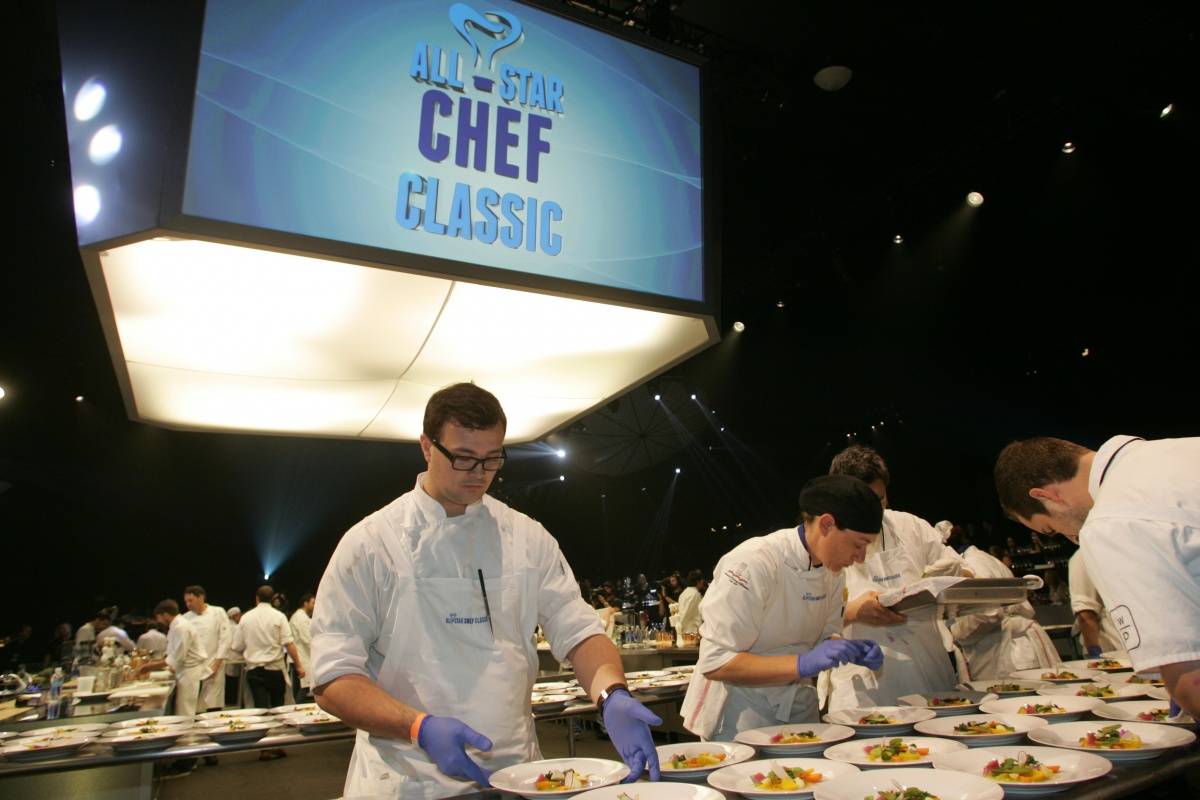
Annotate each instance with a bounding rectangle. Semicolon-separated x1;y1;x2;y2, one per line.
490;757;630;797
655;741;756;775
706;757;862;797
930;744;1113;788
822;735;967;766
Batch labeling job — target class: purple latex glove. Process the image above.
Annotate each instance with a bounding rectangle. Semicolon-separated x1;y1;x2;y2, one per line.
601;688;663;781
797;639;866;677
1169;699;1182;719
1086;645;1103;658
416;715;493;787
853;639;884;670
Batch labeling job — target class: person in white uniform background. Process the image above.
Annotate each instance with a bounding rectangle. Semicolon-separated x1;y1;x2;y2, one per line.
943;525;1059;679
826;446;971;711
290;591;316;703
680;475;885;741
224;606;243;708
136;623;168;657
311;383;663;799
233;585;304;760
136;599;208;715
1066;550;1125;658
995;434;1200;717
183;585;231;713
95;617;136;653
674;569;706;638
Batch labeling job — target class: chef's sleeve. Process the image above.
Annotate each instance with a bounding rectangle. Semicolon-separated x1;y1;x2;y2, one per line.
278;613;295;647
310;523;385;687
1082;518;1200;672
532;524;604;663
914;515;968;574
1067;554;1103;616
695;554;773;675
165;630;182;672
216;613;231;661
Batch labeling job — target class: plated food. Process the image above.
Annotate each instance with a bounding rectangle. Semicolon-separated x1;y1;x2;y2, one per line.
283;710;347;733
734;724;856;756
979;695;1101;722
1;734;95;762
196;708;269;720
269;702;320;715
491;758;629;799
17;723;109;737
571;784;722;800
822;736;965;769
931;746;1112;797
110;715;193;729
808;767;1002;800
531;693;576;712
1092;700;1197;727
707;757;862;798
823;707;936;737
1036;683;1147;702
954;680;1049;697
1026;720;1196;762
1008;667;1101;684
898;691;996;716
654;742;756;779
1059;657;1131;673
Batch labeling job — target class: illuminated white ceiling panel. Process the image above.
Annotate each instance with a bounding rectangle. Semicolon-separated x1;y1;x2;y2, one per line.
94;238;713;442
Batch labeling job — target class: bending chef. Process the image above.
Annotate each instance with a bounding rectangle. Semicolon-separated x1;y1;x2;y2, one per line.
311;383;661;799
680;475;885;740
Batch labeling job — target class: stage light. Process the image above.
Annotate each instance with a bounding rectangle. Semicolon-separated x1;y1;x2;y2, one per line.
74;185;101;224
1161;103;1174;118
654;393;661;401
555;449;566;458
0;386;6;401
893;234;903;244
967;192;985;207
690;394;697;400
776;300;785;308
813;65;852;92
1082;348;1090;357
73;79;106;121
88;125;122;165
719;426;724;432
1061;141;1076;154
559;475;565;481
732;321;745;332
75;395;84;402
674;467;681;475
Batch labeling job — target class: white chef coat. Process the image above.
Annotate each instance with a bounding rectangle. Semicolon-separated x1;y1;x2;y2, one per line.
676;586;703;635
1079;435;1200;672
75;622;96;648
185;604;230;710
1067;550;1125;655
949;546;1059;679
136;629;168;657
232;603;294;670
96;625;136;652
311;475;604;800
166;614;209;716
828;509;966;711
290;608;313;690
679;527;845;740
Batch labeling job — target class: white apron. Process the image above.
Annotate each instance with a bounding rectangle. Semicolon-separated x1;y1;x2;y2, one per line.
343;516;539;800
199;669;225;711
175;664;207;717
681;563;835;740
829;532;955;710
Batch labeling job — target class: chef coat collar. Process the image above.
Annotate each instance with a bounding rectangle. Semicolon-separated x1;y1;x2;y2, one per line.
412;472;486;522
788;525;820;573
1088;435;1143;500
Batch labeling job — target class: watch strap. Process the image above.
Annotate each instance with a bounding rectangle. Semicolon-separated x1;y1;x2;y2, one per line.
596;682;629;712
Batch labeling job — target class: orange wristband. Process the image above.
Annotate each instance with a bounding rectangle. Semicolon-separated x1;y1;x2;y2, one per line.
410;712;428;744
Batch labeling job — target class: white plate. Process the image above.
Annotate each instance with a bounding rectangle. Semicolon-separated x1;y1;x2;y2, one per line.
0;731;18;742
531;694;577;713
194;715;274;729
1;735;94;761
914;713;1047;746
110;715;193;729
625;670;671;680
822;735;967;768
960;680;1051;697
734;723;856;756
822;706;937;736
898;691;998;716
196;708;269;720
105;730;188;752
978;696;1101;722
1059;658;1132;673
640;678;691;694
706;757;861;798
283;711;347;732
932;745;1112;796
490;757;629;800
269;703;321;715
1092;700;1197;727
811;766;1003;800
534;682;576;692
1036;683;1148;702
100;724;192;738
107;684;171;699
576;783;722;800
204;721;277;743
664;665;696;674
17;723;109;738
1096;672;1165;688
1026;720;1196;762
655;741;755;779
1008;668;1100;684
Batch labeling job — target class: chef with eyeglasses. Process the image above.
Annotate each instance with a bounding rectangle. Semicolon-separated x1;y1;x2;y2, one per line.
311;383;662;799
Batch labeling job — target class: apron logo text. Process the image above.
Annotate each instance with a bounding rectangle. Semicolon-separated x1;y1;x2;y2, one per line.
445;612;491;625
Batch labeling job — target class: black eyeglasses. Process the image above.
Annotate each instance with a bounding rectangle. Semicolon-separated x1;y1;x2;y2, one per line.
431;439;507;471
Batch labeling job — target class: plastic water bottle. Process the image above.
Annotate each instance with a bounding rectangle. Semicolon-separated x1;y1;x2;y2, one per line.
47;668;64;720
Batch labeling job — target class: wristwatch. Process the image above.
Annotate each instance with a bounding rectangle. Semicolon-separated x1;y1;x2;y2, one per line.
596;682;629;712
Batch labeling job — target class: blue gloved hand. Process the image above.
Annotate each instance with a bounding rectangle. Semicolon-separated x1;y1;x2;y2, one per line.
601;688;663;781
853;639;884;671
416;715;493;787
1169;700;1182;719
1086;645;1102;658
797;639;869;678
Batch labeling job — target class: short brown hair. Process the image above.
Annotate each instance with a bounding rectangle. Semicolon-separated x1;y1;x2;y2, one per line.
256;585;275;604
183;585;206;598
154;599;180;617
829;445;890;487
423;382;507;440
994;437;1090;519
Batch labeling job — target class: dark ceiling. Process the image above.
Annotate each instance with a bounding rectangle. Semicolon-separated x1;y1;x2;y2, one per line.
4;1;1197;636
